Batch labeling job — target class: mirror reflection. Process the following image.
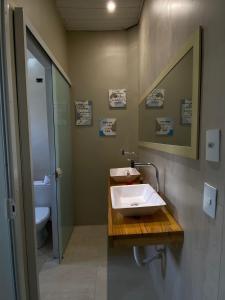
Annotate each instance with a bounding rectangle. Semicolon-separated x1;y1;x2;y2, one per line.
139;48;193;147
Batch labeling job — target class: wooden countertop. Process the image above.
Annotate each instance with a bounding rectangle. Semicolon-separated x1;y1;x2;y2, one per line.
108;179;184;247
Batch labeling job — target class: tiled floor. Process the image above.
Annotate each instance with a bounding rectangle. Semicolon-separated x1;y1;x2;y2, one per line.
39;225;107;300
37;237;53;273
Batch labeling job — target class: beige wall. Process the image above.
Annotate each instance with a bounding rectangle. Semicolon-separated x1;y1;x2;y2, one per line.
67;29;139;224
138;0;225;299
9;0;69;73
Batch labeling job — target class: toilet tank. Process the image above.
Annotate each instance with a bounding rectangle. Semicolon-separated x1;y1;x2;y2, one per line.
33;180;51;207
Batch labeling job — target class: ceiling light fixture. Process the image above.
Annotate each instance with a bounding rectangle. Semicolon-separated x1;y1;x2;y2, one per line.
107;1;116;13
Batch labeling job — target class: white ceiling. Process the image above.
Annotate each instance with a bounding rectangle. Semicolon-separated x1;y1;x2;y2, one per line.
56;0;144;31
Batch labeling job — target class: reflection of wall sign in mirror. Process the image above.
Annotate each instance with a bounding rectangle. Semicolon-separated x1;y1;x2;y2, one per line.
99;118;117;136
156;117;174;136
139;48;193;147
181;99;192;125
109;89;127;108
75;100;92;126
146;88;165;108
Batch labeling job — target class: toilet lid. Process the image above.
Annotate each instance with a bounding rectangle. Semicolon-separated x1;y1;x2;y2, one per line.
35;207;50;225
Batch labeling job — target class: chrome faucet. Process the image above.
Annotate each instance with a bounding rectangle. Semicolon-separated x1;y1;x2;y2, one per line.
130;160;160;193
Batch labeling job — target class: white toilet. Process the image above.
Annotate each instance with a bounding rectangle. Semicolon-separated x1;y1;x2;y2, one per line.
35;207;50;248
33;180;51;248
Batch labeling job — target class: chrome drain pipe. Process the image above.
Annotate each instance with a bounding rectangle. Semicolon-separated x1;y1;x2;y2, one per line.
133;245;166;267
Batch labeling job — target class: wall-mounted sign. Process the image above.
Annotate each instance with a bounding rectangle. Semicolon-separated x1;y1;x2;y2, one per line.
181;99;192;125
146;88;165;108
99;118;117;136
156;117;174;136
109;89;127;108
75;100;92;126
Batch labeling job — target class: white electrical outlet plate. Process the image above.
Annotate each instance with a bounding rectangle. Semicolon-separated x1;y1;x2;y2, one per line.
203;183;217;219
206;129;220;162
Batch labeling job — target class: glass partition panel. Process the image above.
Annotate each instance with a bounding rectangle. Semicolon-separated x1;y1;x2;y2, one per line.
52;66;74;258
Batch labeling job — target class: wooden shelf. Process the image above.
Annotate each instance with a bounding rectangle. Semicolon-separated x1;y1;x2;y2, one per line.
108;180;184;247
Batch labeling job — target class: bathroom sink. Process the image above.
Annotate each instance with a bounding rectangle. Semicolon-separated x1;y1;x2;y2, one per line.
110;184;166;217
110;167;140;183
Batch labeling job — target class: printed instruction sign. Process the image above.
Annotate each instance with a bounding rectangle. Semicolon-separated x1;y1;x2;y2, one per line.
181;99;192;125
146;88;165;108
156;117;174;136
99;118;117;136
75;100;92;126
109;89;127;108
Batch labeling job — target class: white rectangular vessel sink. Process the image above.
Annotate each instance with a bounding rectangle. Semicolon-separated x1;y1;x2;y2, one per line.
110;167;140;183
110;184;166;217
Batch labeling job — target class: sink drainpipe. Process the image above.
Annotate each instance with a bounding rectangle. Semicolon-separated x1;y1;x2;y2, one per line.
133;245;166;267
121;150;165;268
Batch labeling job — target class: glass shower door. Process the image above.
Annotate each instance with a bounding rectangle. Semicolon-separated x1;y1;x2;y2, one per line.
52;66;74;259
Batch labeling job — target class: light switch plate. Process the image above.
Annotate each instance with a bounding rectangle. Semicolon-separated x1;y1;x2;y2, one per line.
206;129;220;162
203;183;217;219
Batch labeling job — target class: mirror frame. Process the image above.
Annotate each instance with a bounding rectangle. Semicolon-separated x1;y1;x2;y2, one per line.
138;28;202;160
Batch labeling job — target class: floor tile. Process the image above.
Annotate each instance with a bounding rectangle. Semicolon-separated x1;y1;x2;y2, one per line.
39;225;107;300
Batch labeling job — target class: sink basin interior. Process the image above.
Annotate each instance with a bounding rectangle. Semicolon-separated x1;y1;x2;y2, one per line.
110;184;166;216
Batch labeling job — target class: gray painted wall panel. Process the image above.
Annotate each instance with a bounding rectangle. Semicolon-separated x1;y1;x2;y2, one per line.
138;1;225;299
67;30;139;225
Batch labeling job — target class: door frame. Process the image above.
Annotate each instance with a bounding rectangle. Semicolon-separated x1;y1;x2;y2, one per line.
26;30;59;259
14;8;40;300
0;1;18;299
13;6;72;299
1;2;37;299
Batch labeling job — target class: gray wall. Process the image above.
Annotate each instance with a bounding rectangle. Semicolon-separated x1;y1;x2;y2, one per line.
9;0;69;73
27;50;50;181
67;29;139;224
138;0;225;299
108;247;157;300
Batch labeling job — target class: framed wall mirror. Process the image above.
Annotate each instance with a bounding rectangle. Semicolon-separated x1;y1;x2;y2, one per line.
139;28;201;159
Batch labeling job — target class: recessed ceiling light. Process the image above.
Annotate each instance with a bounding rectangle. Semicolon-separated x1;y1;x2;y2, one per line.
107;1;116;13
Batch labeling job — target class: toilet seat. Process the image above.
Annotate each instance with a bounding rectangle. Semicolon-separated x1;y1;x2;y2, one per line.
35;207;50;225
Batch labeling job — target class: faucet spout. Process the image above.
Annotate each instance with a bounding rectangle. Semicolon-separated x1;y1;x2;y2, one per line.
131;160;160;193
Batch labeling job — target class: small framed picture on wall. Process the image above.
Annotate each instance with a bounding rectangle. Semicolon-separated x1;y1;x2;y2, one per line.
75;100;92;126
109;89;127;108
99;118;117;136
